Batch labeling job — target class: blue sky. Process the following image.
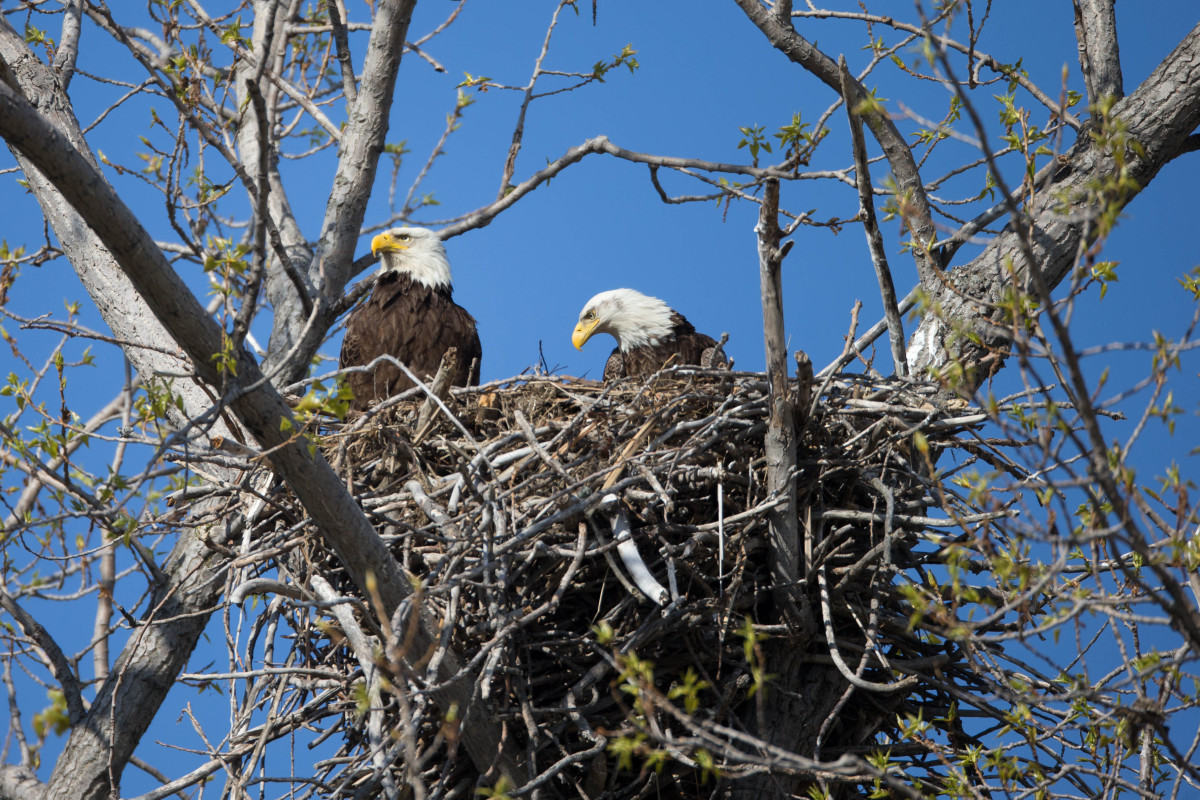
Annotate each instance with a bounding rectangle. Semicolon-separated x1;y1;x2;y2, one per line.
5;2;1198;386
3;0;1199;792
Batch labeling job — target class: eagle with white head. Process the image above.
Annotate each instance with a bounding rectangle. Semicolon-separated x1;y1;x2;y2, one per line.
339;227;481;409
572;288;727;381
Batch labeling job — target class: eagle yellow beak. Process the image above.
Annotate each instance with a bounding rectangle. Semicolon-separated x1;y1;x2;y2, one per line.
371;232;408;258
572;318;599;350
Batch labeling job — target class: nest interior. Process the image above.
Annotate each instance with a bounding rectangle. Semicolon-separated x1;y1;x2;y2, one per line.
247;370;1001;798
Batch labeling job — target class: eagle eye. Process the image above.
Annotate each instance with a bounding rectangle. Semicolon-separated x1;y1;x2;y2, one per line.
398;233;411;242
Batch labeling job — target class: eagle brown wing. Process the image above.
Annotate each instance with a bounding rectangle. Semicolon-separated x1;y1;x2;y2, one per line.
340;273;481;409
615;312;724;379
602;349;625;382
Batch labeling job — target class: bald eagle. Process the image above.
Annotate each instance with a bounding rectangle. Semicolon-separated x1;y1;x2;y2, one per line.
339;227;481;409
572;288;727;381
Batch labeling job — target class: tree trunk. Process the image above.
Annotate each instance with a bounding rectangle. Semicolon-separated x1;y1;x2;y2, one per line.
908;21;1200;382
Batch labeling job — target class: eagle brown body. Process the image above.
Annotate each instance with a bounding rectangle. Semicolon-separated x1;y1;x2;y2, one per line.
573;288;727;382
602;312;723;380
339;227;481;410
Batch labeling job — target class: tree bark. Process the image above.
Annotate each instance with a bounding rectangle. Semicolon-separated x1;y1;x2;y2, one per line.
908;21;1200;382
1074;0;1124;104
756;180;800;619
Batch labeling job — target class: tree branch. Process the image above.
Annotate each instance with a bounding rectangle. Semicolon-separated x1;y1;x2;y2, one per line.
325;0;358;107
1073;0;1124;104
733;0;942;288
266;0;417;384
497;1;572;197
755;179;800;622
439;135;802;241
0;589;85;725
52;0;82;91
841;56;907;377
0;765;42;800
0;75;523;793
230;78;272;350
907;20;1200;381
225;0;315;338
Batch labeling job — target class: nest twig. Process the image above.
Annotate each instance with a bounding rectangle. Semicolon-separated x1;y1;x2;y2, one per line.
215;369;1029;798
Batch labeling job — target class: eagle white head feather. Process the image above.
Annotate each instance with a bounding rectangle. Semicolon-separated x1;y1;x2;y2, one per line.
572;288;677;352
370;227;452;290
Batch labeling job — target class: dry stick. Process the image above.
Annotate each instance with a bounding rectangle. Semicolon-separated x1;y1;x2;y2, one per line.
412;347;460;443
816;292;919;379
840;56;909;378
755;178;802;625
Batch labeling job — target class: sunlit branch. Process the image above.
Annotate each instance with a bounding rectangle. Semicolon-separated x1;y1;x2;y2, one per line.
792;5;1083;128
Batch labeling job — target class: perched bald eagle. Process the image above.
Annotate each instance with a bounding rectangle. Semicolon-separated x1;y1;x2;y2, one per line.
572;288;727;381
339;227;481;409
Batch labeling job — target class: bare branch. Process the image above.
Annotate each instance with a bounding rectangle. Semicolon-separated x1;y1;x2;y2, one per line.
325;0;358;107
0;589;85;724
733;0;942;287
1073;0;1124;104
440;135;802;240
840;56;908;377
497;1;573;196
52;0;82;91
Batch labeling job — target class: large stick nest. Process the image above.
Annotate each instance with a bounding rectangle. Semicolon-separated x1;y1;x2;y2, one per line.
232;370;1012;798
